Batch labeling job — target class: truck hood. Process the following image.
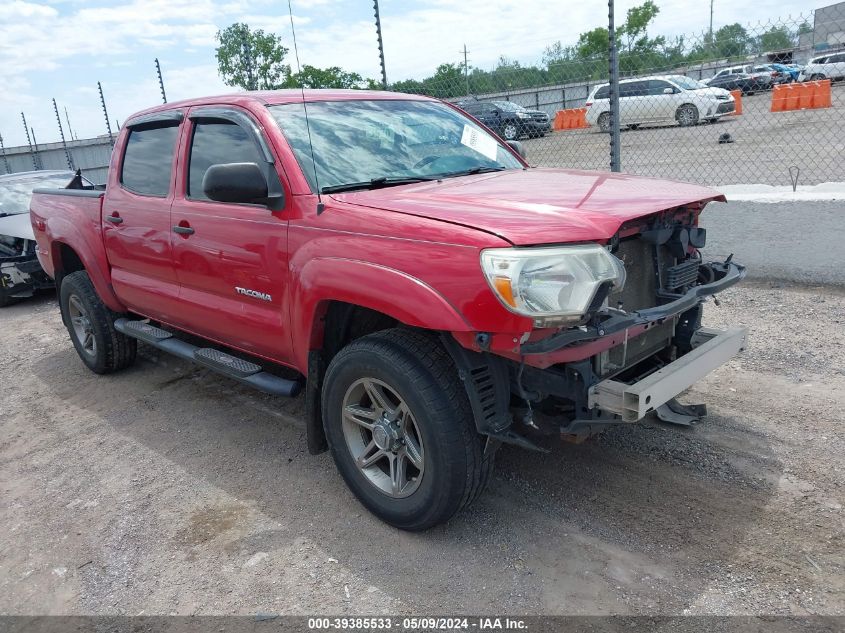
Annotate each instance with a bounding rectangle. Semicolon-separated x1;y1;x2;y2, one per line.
332;168;725;245
0;213;35;241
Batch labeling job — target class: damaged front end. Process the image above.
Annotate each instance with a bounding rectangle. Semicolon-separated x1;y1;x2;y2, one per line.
0;235;53;306
447;212;747;450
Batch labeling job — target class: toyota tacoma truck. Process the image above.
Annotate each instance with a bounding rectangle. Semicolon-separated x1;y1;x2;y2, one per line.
30;90;746;530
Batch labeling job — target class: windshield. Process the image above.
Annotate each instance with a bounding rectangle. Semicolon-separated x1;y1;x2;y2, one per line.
671;76;707;90
491;100;525;112
270;99;523;193
0;172;74;216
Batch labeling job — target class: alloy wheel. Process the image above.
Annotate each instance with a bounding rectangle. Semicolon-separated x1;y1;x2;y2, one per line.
68;294;97;358
341;377;425;498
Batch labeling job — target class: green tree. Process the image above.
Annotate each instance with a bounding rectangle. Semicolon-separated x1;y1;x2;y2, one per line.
712;23;750;58
759;26;793;51
215;23;290;90
620;0;661;53
282;65;378;89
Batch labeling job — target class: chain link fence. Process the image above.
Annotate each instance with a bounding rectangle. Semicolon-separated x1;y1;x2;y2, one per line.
393;9;845;187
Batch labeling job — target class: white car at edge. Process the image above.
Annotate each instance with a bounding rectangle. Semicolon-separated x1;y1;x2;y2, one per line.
798;51;845;81
585;75;736;132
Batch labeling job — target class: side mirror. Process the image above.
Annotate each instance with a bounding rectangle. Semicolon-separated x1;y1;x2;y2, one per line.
202;162;269;204
506;140;527;159
663;87;675;94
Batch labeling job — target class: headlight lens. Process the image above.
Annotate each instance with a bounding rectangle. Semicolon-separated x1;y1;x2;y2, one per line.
516;111;530;119
480;244;626;320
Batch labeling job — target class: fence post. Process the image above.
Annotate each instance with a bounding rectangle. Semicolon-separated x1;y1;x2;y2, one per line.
21;112;41;170
53;98;75;170
0;133;10;174
608;0;621;172
98;82;115;146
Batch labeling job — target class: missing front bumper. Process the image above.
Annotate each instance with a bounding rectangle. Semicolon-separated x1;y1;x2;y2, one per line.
588;326;747;422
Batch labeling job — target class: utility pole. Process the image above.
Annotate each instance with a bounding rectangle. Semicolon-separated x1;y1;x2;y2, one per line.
0;133;10;174
155;58;168;103
98;81;114;146
608;0;621;172
21;113;40;170
709;0;714;47
461;44;470;96
53;98;75;170
373;0;388;89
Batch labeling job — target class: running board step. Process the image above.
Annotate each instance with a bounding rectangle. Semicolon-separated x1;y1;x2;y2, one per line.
121;320;173;344
194;348;260;378
114;318;301;397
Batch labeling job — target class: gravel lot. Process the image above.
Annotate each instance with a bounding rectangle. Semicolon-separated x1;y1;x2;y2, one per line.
1;207;843;617
527;83;845;186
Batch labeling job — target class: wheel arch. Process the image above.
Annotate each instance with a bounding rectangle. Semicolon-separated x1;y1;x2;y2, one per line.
295;258;472;454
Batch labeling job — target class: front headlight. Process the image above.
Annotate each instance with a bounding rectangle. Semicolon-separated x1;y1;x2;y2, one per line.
516;111;530;119
480;244;626;322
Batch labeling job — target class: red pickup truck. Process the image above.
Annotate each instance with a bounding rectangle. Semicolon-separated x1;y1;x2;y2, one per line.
30;90;746;530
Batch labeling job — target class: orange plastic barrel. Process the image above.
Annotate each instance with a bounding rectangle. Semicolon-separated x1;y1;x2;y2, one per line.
730;90;743;115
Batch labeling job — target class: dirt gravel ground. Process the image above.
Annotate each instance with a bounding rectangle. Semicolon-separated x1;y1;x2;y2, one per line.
0;280;843;616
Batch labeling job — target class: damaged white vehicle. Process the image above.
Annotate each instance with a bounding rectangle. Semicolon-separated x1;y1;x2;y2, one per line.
0;170;94;307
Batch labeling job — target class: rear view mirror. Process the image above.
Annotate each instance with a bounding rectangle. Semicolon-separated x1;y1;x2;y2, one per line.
506;140;527;159
203;162;269;204
663;87;675;94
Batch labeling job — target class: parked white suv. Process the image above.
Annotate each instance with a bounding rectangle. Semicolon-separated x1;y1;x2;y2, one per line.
799;52;845;81
585;75;735;132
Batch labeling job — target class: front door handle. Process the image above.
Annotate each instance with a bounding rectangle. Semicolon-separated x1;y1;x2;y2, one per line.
173;225;195;235
105;215;123;224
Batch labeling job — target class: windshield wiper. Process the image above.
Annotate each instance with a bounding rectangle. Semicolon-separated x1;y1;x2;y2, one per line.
321;176;435;194
436;166;507;179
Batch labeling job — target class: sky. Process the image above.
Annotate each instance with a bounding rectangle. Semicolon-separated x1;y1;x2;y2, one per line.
0;0;817;147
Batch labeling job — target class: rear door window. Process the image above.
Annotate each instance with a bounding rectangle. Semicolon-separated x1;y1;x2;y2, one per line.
187;120;264;201
120;123;180;196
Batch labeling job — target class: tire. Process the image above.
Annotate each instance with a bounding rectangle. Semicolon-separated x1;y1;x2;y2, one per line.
676;104;699;127
810;74;824;81
0;288;16;308
501;122;519;141
597;112;611;133
59;270;136;374
322;329;493;531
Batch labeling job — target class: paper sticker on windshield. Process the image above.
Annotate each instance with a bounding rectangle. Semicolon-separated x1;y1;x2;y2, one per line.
461;125;498;161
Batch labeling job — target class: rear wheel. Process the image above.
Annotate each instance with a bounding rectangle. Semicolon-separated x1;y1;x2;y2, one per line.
597;112;611;133
676;104;699;127
501;122;519;141
322;329;493;531
60;270;136;374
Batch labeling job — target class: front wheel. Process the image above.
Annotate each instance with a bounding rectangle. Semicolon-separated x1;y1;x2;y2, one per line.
322;329;493;531
676;104;699;127
60;270;136;374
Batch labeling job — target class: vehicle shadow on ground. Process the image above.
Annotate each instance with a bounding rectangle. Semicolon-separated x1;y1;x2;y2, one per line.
31;345;780;615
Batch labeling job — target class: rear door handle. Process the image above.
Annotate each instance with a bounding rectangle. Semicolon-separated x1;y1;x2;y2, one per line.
172;225;195;235
105;215;123;224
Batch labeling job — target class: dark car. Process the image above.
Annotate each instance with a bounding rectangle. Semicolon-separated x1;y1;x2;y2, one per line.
457;99;551;140
0;170;95;306
704;72;757;95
